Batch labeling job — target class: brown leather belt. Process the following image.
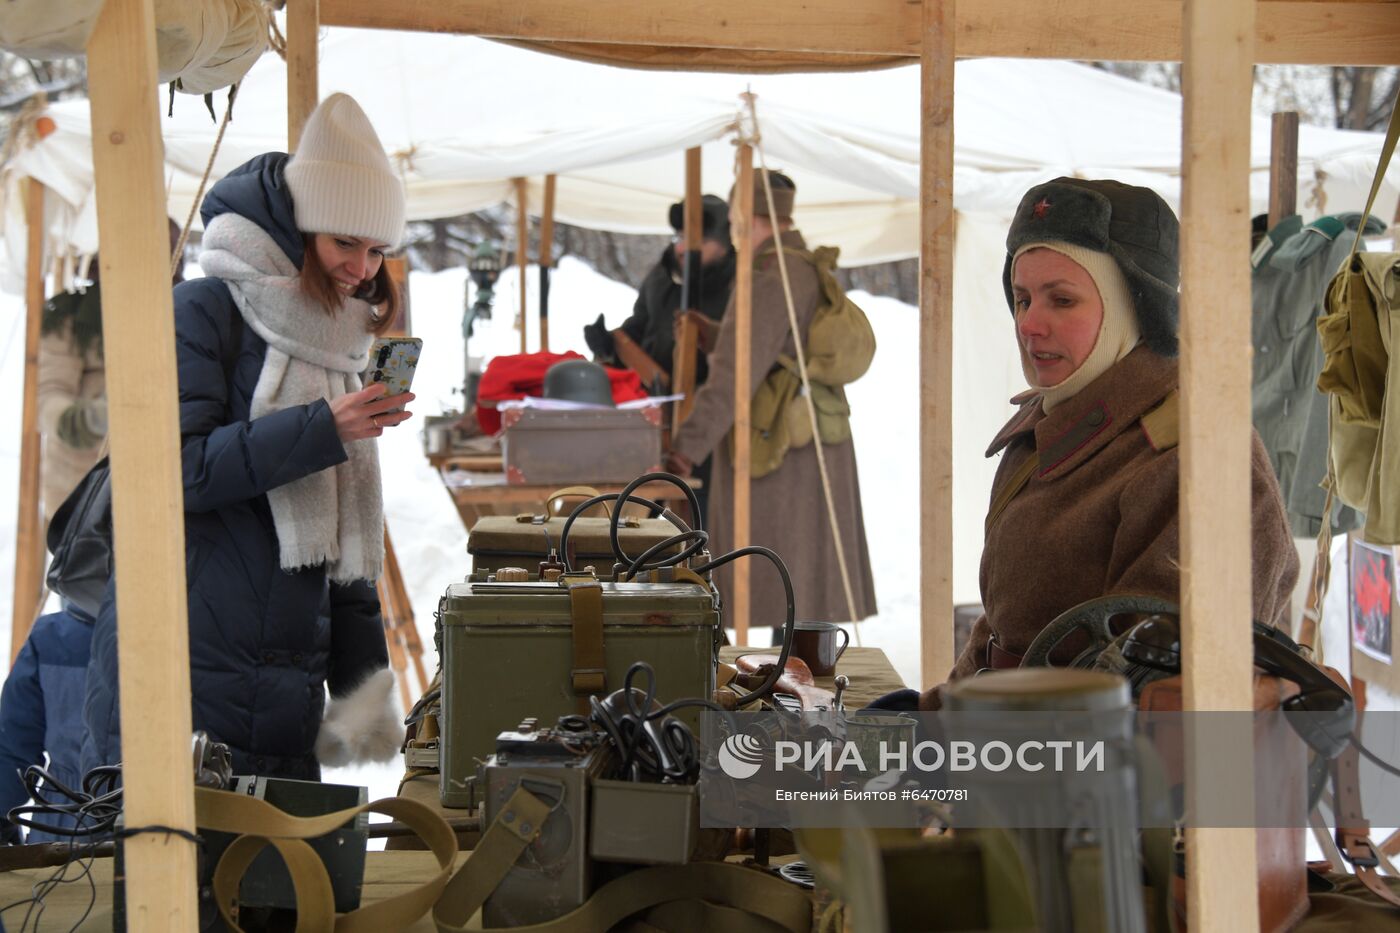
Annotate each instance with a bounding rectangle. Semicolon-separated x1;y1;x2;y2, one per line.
986;633;1078;670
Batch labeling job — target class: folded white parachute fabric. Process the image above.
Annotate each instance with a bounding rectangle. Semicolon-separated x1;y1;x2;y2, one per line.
0;0;268;95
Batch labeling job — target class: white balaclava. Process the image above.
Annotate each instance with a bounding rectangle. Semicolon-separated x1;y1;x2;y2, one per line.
1013;241;1141;413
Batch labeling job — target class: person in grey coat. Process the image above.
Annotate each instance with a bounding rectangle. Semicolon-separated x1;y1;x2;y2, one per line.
666;171;877;631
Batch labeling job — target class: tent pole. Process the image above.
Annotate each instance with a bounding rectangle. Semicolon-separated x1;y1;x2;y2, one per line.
1181;0;1260;929
11;178;46;666
514;177;529;354
86;0;199;924
287;0;320;151
733;143;754;644
1268;111;1299;230
919;0;956;691
539;174;556;352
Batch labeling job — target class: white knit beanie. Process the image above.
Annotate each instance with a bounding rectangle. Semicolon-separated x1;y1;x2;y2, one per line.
284;93;405;248
1012;241;1141;413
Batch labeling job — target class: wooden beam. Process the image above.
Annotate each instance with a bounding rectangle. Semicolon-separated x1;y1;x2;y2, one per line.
11;178;45;665
86;0;198;925
733;143;754;645
1180;0;1259;929
514;177;529;355
319;0;1400;65
920;0;956;689
286;0;320;151
1269;111;1300;229
539;174;556;352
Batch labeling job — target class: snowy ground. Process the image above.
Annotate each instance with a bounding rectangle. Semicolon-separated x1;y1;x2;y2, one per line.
0;257;1392;826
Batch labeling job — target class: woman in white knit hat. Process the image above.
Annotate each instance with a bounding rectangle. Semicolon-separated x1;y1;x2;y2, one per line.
83;93;414;779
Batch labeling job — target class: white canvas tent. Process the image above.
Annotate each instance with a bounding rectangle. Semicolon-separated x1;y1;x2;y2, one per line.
4;28;1400;280
3;27;1400;606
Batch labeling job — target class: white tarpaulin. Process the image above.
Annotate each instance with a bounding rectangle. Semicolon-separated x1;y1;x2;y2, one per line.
5;27;1400;289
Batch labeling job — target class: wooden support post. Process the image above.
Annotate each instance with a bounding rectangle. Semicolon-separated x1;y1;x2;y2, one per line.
514;177;529;355
733;144;754;644
286;0;320;151
675;148;704;432
1181;0;1259;930
1269;111;1299;230
919;0;956;690
12;179;46;664
539;174;556;352
87;0;198;924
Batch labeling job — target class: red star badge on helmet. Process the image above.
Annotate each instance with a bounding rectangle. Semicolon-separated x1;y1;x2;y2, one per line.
1032;197;1052;219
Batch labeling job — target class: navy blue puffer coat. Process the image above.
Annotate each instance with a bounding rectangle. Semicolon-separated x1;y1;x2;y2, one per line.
82;154;388;779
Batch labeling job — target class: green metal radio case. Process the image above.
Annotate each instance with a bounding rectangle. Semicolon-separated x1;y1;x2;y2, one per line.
438;577;719;808
467;513;682;579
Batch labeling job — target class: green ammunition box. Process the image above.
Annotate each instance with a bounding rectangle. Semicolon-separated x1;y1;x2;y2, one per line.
588;779;699;865
438;578;719;808
468;514;683;578
481;725;614;927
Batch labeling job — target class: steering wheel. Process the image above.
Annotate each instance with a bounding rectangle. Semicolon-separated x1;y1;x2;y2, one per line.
1019;594;1180;668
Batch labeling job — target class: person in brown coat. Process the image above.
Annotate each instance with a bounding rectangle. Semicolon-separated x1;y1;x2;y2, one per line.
915;177;1298;708
666;171;877;631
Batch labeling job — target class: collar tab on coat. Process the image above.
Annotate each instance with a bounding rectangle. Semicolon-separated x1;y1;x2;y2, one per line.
985;345;1178;476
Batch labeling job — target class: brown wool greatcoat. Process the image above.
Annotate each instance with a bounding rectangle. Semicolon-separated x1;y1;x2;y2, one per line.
922;345;1298;705
674;230;877;628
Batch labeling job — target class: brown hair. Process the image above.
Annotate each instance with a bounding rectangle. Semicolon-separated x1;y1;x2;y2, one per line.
299;235;401;336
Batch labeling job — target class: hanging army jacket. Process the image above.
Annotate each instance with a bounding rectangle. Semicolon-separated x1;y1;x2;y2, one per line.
1251;213;1382;537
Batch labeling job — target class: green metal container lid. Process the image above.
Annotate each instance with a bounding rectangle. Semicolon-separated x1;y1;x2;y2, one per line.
441;580;717;625
944;668;1130;712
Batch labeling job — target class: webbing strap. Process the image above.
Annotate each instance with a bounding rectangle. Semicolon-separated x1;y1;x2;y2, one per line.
195;787;461;932
567;579;606;713
433;787;554;932
1350;89;1400;258
484;862;812;933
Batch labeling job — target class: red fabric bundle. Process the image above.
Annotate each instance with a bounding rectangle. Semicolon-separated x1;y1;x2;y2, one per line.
475;351;648;434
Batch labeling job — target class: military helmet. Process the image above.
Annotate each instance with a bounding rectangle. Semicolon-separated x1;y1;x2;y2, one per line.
543;359;614;407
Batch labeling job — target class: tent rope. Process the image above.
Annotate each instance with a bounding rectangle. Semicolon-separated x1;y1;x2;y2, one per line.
737;91;864;645
262;2;289;61
173;87;238;278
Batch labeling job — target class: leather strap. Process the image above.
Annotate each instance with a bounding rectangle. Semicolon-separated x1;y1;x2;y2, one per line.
984;452;1040;536
567;578;607;713
1331;746;1400;909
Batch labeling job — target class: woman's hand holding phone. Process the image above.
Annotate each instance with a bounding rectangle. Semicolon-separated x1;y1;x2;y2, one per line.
332;383;416;442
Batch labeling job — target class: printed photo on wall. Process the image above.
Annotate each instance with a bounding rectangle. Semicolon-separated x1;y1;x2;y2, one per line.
1349;538;1394;665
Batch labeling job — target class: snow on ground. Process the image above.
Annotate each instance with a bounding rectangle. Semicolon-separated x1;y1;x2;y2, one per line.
0;257;1393;819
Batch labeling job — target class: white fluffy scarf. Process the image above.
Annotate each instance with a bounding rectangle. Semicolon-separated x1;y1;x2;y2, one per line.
199;213;383;583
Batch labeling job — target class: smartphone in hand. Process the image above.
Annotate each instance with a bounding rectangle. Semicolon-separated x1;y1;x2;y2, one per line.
363;337;422;412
